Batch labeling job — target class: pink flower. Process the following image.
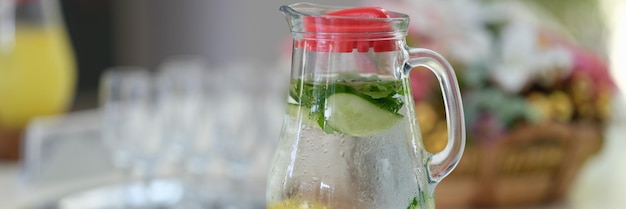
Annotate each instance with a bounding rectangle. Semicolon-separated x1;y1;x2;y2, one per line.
471;113;505;142
409;68;435;102
569;46;614;89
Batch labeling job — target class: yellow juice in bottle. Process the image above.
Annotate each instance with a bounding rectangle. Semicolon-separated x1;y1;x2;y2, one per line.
0;25;75;130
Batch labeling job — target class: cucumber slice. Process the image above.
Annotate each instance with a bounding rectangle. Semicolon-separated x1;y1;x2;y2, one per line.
326;93;403;137
286;103;319;127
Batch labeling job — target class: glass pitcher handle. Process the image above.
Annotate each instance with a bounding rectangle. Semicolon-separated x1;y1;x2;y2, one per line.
404;47;466;184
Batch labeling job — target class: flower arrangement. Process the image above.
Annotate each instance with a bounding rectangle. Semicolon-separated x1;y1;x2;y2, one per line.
364;0;614;207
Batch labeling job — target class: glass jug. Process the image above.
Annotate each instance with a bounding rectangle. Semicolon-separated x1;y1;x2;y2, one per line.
267;3;465;209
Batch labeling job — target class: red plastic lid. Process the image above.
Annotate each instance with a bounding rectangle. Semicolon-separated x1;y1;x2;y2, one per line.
298;7;398;52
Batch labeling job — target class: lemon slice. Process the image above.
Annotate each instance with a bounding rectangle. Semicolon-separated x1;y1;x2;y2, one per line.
326;93;402;137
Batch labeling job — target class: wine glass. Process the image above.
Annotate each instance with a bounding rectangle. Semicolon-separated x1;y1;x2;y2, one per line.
157;56;218;208
100;67;170;207
100;67;151;171
208;63;284;208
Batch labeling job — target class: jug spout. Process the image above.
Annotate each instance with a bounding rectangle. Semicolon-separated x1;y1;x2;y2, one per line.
279;3;339;32
279;3;340;22
280;2;397;20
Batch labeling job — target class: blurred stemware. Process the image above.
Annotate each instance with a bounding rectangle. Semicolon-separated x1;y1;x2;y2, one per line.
99;66;170;208
100;67;150;170
206;63;285;208
157;57;206;162
157;56;219;208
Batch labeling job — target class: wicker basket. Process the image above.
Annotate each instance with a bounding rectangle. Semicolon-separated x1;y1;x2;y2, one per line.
432;122;603;208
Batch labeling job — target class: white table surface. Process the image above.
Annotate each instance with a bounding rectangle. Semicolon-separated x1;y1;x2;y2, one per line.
1;96;625;209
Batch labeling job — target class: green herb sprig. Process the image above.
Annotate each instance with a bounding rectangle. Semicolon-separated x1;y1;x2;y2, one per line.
290;73;405;134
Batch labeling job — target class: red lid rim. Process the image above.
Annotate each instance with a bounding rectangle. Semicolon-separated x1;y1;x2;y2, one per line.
282;3;409;52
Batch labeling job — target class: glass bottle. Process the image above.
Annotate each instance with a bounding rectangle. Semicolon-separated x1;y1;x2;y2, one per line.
0;0;76;159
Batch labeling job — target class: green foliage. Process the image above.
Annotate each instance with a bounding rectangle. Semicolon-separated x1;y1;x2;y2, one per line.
464;88;539;128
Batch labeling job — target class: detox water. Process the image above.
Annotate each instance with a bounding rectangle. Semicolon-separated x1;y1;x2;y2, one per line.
267;73;434;209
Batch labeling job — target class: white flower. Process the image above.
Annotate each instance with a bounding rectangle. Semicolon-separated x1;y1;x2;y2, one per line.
364;0;493;64
365;0;575;93
489;8;573;93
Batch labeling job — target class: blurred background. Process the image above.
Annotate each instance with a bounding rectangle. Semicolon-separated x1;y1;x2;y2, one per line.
61;0;364;108
0;0;625;208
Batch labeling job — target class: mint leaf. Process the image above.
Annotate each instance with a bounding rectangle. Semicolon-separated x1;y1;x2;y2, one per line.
407;196;419;209
407;191;434;209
